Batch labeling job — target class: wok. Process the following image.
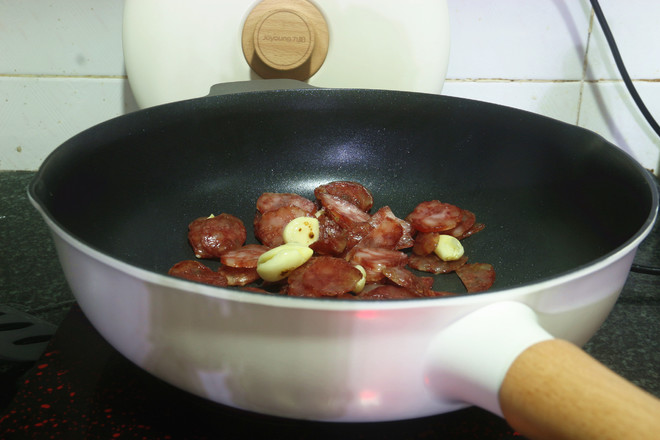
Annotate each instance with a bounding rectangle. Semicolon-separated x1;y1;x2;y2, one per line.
29;84;659;439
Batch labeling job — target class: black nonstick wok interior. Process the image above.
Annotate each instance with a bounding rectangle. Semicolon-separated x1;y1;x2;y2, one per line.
30;88;656;295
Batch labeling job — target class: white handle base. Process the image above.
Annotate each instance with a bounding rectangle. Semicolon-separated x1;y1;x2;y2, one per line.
425;301;553;416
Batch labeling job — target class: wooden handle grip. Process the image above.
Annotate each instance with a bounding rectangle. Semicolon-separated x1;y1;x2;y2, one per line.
499;339;660;440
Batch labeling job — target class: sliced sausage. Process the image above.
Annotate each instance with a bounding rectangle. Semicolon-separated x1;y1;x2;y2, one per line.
218;266;261;286
456;263;496;292
220;244;270;268
344;222;374;253
256;192;317;215
302;257;362;296
309;211;348;256
188;214;247;259
287;257;362;297
359;216;404;250
355;284;419;300
406;200;463;233
382;266;434;297
168;260;228;287
314;181;374;212
412;232;440;256
254;206;310;248
369;206;415;250
459;222;486;240
408;254;468;274
445;209;477;239
317;193;371;229
348;247;408;282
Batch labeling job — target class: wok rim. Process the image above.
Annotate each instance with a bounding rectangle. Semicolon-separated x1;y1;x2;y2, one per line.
27;90;660;311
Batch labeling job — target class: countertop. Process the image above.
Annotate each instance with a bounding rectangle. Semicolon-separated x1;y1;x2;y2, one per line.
0;170;658;439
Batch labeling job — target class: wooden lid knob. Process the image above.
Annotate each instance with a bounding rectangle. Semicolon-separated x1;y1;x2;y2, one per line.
242;0;329;81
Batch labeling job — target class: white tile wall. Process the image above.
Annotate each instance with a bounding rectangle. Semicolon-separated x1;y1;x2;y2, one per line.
0;0;124;76
1;0;130;170
442;0;660;173
586;0;660;80
1;0;659;173
445;0;591;80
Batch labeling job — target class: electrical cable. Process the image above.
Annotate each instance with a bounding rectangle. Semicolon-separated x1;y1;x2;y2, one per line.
589;1;660;276
589;0;660;138
631;264;660;276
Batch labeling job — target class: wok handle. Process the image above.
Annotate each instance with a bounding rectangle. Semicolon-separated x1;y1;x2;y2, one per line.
500;338;660;440
425;301;660;440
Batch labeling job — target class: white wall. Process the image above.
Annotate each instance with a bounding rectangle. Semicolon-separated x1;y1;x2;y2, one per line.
442;0;660;174
1;0;659;173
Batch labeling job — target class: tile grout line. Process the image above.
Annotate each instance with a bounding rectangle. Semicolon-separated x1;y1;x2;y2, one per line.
576;7;596;127
2;75;659;84
443;78;660;83
0;74;127;80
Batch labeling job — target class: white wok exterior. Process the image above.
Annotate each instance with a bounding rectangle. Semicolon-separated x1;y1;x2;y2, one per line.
34;198;655;422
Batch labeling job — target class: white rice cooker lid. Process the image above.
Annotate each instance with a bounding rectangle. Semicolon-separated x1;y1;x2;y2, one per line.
123;0;450;108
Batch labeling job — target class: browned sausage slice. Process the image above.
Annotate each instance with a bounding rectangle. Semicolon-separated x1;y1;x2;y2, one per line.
254;206;310;247
382;266;434;297
456;263;496;292
355;285;419;300
286;257;362;297
309;211;348;256
412;232;440;256
348;247;408;282
369;206;415;250
168;260;228;286
317;193;371;229
408;254;468;274
218;266;261;286
445;209;477;239
188;214;247;259
256;192;317;215
314;181;374;212
406;200;462;233
220;244;271;268
358;217;403;250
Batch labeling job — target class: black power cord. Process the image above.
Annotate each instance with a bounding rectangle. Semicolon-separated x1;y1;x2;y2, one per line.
589;0;660;276
590;0;660;138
